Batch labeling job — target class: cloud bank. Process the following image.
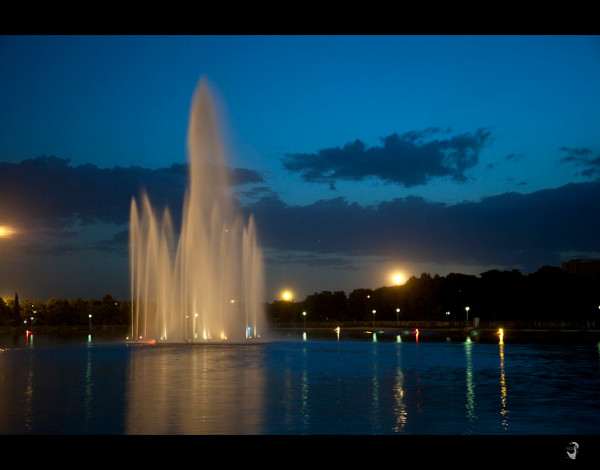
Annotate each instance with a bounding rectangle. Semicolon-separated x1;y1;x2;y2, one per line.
247;179;600;272
1;152;599;299
0;156;263;231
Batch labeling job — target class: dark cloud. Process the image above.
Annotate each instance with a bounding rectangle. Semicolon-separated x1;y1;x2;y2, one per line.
248;179;600;272
2;155;599;281
282;127;492;189
0;156;263;231
559;147;600;178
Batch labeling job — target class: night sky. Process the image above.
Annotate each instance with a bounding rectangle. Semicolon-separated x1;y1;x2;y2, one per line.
1;35;599;302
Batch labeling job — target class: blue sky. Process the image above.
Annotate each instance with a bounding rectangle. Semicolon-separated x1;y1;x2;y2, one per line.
1;35;599;301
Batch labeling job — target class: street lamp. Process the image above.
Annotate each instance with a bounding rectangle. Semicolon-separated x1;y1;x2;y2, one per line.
303;311;306;329
465;306;470;325
88;314;92;332
372;309;376;326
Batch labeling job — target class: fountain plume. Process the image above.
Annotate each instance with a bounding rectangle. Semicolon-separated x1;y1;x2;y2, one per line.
129;80;266;342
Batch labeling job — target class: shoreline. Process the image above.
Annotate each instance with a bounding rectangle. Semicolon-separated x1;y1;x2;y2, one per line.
2;323;599;334
2;323;600;346
269;324;600;344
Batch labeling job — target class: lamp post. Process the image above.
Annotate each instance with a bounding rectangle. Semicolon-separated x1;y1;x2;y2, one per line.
372;309;376;326
88;314;92;332
465;306;470;326
302;311;306;329
396;308;400;325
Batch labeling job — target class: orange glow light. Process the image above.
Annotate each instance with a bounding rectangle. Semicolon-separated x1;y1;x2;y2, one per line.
0;225;17;238
392;272;405;286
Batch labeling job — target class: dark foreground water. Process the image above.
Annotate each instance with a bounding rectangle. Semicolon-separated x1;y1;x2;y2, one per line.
1;328;599;441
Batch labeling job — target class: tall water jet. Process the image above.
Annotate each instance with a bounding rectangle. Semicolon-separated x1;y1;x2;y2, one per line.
129;80;266;342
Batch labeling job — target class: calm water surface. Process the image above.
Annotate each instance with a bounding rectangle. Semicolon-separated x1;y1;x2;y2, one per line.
0;329;599;435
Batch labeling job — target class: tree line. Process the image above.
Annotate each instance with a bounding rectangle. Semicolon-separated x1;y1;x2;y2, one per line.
267;266;600;324
1;266;598;328
0;293;130;328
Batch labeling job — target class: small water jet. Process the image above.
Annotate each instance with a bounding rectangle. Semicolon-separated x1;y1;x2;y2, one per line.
129;79;266;343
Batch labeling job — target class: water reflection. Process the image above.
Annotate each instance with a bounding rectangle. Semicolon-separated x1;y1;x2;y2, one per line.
464;340;476;433
84;339;93;433
24;347;34;433
1;332;599;435
301;343;309;430
370;339;381;430
125;344;266;434
499;342;509;430
392;346;407;432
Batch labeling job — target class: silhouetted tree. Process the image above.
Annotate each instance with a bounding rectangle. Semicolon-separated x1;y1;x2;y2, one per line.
0;298;12;325
346;288;374;321
12;292;20;323
299;290;347;322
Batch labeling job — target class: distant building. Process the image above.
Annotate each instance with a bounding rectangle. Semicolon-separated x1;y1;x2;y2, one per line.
561;259;600;275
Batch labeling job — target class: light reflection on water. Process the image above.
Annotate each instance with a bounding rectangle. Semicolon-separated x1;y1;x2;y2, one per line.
125;343;267;434
0;331;599;435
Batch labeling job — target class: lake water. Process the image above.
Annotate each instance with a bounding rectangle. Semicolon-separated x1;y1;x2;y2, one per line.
1;328;599;440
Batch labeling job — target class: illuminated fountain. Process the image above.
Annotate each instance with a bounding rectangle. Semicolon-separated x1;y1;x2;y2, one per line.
129;79;266;342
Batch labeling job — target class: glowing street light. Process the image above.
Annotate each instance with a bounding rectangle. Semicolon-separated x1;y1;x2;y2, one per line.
372;309;376;326
396;307;400;324
465;306;470;324
302;311;306;329
88;314;92;332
